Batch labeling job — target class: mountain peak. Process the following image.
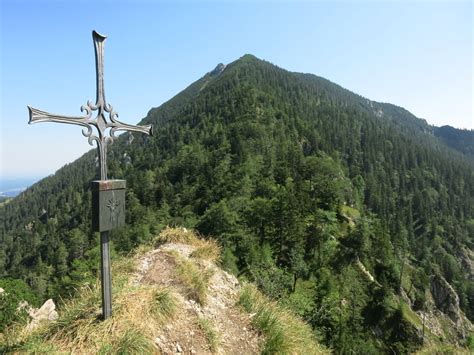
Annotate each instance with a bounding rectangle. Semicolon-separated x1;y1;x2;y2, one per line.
240;53;259;60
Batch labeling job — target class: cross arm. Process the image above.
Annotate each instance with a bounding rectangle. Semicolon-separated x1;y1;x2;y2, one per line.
28;106;89;127
28;105;95;138
109;118;153;138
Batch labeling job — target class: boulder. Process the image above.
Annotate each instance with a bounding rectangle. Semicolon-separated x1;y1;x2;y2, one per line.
26;298;58;331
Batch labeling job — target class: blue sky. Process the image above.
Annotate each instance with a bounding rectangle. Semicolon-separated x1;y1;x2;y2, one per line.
1;0;472;179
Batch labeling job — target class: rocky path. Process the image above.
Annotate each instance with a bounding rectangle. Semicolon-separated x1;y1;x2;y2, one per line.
136;243;261;354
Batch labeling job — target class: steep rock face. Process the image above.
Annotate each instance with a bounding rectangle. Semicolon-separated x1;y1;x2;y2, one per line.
430;274;461;324
415;276;473;343
428;274;474;341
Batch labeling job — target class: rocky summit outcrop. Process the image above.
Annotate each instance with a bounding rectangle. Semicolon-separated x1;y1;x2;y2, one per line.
209;63;226;76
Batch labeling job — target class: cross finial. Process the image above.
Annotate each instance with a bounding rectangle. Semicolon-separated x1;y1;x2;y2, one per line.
28;30;153;180
93;30;107;108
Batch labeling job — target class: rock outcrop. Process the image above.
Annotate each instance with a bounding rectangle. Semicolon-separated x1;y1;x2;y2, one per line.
26;299;58;331
457;246;474;281
428;274;473;340
209;63;226;76
430;274;461;324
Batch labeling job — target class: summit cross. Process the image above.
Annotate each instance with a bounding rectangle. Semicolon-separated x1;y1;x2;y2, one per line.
28;30;153;180
28;30;153;320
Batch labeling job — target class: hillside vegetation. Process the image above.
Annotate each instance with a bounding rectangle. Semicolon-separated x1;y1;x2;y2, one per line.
434;126;474;159
1;228;328;354
1;55;473;353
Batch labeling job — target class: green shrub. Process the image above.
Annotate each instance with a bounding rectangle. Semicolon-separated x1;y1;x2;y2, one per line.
0;278;39;332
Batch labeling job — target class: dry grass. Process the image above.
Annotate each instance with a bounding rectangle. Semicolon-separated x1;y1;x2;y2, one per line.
155;226;202;245
1;256;178;354
155;227;221;263
155;228;220;306
238;283;329;355
43;283;175;353
190;240;221;263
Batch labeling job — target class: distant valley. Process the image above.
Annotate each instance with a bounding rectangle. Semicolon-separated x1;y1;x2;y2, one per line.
0;177;41;197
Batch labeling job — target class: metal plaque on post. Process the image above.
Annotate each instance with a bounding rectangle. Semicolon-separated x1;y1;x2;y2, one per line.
91;180;126;232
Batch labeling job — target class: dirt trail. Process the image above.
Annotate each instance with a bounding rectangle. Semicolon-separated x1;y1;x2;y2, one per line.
135;243;262;354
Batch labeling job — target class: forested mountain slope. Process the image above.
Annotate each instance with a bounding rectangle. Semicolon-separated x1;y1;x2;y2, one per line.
1;54;473;353
434;125;474;159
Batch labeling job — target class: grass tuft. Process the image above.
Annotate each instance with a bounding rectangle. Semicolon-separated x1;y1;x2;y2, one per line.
190;239;221;263
150;287;177;322
198;317;220;353
154;226;201;245
171;252;213;305
238;283;329;355
42;282;102;345
101;329;155;355
155;227;221;263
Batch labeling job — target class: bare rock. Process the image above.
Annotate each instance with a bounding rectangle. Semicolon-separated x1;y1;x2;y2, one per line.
457;247;474;281
430;275;461;323
209;63;226;76
154;336;165;350
26;299;58;331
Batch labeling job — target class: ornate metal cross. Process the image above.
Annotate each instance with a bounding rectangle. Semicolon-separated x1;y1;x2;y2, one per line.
28;30;153;319
28;30;152;180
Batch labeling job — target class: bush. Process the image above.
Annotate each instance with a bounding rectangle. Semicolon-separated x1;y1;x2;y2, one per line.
0;278;39;332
